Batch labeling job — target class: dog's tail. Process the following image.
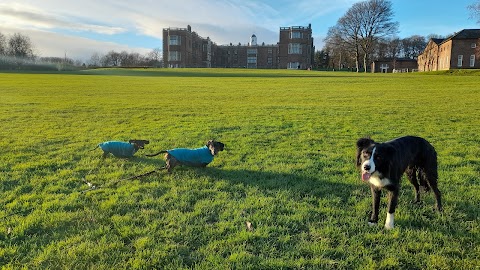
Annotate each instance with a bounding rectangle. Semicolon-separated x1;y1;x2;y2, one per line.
145;150;168;157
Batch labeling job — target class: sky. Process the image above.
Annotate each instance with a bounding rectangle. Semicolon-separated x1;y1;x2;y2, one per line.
0;0;478;63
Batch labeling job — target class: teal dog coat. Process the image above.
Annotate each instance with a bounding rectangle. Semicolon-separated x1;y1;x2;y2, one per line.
168;146;214;166
98;141;137;157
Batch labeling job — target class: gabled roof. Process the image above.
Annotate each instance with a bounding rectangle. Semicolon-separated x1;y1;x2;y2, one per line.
431;38;444;45
425;29;480;49
450;29;480;39
437;29;480;45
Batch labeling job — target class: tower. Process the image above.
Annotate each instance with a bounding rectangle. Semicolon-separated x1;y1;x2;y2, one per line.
250;34;257;46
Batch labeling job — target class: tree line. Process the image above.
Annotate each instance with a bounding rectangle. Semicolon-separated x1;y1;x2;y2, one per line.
87;48;162;68
318;0;451;72
0;31;163;70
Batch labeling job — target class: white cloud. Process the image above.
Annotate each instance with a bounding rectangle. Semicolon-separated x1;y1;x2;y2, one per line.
0;27;151;62
0;3;126;34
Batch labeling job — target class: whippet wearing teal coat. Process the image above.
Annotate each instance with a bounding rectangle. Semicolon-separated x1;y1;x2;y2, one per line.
94;140;149;158
146;140;225;172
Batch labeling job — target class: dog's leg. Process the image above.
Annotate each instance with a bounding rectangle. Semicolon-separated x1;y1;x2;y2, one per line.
164;153;179;173
423;165;442;211
164;155;173;173
369;186;381;226
431;186;442;212
406;166;420;203
385;189;399;229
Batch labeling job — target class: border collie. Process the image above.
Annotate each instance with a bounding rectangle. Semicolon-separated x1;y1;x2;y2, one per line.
356;136;442;229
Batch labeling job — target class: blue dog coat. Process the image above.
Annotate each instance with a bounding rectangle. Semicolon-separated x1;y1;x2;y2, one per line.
168;146;213;166
99;141;137;157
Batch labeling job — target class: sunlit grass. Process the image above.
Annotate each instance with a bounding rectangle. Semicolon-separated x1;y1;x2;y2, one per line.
0;69;479;269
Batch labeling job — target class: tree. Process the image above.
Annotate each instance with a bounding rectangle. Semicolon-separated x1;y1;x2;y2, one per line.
401;35;427;59
325;24;360;71
325;0;398;72
101;50;121;66
373;36;401;60
328;7;362;71
8;33;35;58
88;52;101;67
468;1;480;24
356;0;399;72
0;32;7;56
147;47;162;67
314;50;329;69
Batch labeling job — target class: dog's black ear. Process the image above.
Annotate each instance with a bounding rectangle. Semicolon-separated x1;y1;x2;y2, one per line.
356;137;374;149
355;137;374;168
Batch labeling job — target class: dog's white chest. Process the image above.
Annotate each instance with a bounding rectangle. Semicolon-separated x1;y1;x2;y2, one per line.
368;173;391;188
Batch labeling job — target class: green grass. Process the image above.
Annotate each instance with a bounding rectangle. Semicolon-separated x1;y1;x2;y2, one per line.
0;68;479;269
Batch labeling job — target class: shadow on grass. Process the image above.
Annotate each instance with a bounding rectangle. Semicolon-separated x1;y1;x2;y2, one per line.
193;167;356;201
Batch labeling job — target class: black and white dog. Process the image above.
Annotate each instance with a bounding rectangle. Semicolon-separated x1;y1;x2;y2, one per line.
356;136;442;229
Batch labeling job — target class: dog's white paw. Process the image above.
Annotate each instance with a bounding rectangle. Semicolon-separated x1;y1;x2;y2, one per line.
368;222;377;227
384;213;394;230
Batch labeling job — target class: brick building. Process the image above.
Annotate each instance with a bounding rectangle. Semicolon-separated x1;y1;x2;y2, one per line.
278;25;315;69
417;29;480;71
163;25;213;68
371;58;418;73
162;25;314;69
213;35;279;69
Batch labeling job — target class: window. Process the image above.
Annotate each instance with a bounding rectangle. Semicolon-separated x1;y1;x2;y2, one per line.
288;43;302;54
470;55;475;67
247;57;257;64
247;49;257;55
471;43;477;48
290;31;302;39
268;48;273;54
168;51;181;61
267;57;273;64
169;35;180;45
457;55;463;67
287;62;300;69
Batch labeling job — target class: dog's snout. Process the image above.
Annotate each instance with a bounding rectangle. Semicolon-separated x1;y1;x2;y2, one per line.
364;164;371;171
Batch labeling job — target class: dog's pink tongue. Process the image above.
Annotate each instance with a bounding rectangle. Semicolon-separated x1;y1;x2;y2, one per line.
362;173;371;181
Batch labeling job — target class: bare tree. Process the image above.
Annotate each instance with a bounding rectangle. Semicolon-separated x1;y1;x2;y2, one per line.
357;0;399;72
327;6;362;71
468;1;480;24
373;37;401;59
88;52;101;67
147;47;162;67
8;33;35;58
101;50;121;66
0;32;7;55
326;0;397;72
401;35;427;59
119;50;131;66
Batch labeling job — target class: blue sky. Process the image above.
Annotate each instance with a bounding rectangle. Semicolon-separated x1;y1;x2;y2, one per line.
0;0;478;62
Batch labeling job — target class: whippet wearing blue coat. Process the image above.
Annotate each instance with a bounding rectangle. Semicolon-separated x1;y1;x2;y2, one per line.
146;140;225;172
94;140;149;158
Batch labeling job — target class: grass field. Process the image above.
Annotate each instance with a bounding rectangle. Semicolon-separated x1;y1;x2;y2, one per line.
0;68;479;269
